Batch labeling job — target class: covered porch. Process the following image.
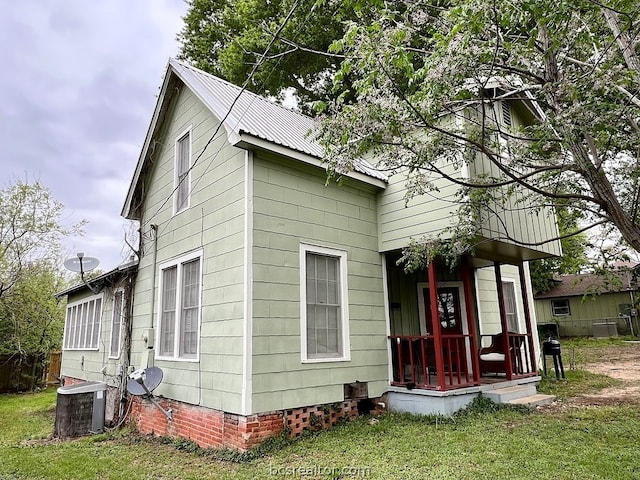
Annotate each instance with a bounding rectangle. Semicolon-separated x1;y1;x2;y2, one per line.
385;253;539;394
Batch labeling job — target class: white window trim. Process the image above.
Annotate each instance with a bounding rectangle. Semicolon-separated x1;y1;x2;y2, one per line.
551;298;571;317
63;293;104;351
108;289;124;359
416;281;469;336
173;125;192;216
501;278;521;333
155;249;203;362
300;243;351;363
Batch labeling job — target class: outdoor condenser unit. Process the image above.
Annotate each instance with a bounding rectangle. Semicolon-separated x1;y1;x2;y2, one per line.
54;381;107;439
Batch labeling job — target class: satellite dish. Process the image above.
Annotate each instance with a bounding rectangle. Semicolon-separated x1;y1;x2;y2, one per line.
63;253;101;294
63;253;100;273
126;367;164;396
126;367;172;419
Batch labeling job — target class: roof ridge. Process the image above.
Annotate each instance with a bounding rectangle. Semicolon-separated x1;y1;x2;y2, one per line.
169;58;316;124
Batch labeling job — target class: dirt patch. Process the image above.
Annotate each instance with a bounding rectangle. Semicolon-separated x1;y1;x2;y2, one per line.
544;342;640;410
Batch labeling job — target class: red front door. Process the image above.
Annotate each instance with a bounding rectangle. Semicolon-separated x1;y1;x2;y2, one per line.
423;287;463;335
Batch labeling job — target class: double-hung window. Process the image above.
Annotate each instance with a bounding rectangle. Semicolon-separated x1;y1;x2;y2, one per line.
501;281;519;332
63;294;103;350
157;251;202;360
300;244;350;362
109;290;124;358
174;128;191;214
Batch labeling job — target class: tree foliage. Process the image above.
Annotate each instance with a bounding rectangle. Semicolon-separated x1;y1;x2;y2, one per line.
0;260;67;355
0;180;84;299
316;0;640;263
178;0;349;110
529;205;590;293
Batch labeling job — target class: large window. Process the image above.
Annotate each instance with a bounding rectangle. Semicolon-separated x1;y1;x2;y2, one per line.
551;299;571;316
174;128;191;214
109;290;124;358
157;251;202;360
63;295;103;350
501;281;519;332
300;244;350;362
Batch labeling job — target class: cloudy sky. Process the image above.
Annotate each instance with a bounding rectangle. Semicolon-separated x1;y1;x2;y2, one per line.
0;0;188;272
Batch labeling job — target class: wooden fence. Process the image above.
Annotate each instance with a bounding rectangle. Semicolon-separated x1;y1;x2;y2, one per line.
0;351;61;393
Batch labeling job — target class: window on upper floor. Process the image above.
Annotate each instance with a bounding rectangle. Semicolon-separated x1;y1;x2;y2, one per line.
300;244;350;362
63;295;103;350
157;250;202;360
174;128;191;214
501;280;519;332
551;298;571;316
109;289;124;358
501;100;512;127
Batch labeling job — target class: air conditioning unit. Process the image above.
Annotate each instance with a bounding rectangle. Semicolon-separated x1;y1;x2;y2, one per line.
54;381;107;439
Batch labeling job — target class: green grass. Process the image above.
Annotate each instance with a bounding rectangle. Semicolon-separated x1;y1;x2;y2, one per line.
2;340;639;479
537;369;622;399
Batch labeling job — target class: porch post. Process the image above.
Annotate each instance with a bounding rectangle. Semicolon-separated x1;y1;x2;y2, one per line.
428;261;446;389
461;259;481;384
518;263;537;373
493;261;513;378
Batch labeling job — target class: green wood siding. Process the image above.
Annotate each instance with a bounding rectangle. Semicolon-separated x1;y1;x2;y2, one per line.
378;104;561;260
377;163;460;253
251;153;388;412
130;85;246;413
534;292;634;336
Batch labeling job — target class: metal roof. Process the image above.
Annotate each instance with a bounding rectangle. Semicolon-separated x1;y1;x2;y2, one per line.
169;59;387;182
55;260;138;298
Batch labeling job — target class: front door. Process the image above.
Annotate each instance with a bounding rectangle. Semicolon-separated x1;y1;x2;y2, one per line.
417;282;468;336
417;282;470;375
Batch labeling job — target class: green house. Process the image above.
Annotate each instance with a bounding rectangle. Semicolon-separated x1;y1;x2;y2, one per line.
534;270;639;337
58;60;561;450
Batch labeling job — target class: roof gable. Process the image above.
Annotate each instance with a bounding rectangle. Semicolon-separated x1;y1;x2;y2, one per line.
122;59;386;219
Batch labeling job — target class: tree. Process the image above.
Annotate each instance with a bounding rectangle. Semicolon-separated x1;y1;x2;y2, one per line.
0;180;85;299
0;260;67;356
316;0;640;264
177;0;397;111
530;205;590;293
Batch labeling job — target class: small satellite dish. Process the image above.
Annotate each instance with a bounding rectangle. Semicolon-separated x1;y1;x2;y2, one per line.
126;366;172;419
126;367;164;396
63;253;101;294
63;253;100;273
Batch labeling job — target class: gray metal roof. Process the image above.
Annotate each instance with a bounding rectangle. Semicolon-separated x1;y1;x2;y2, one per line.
169;59;387;182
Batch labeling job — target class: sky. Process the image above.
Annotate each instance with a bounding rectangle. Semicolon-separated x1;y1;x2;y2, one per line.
0;0;188;273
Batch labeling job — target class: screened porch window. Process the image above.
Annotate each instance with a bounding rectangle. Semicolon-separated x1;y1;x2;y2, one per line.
63;295;103;350
157;251;202;360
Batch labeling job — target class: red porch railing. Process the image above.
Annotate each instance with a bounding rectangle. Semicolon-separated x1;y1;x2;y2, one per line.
389;335;479;391
476;331;536;378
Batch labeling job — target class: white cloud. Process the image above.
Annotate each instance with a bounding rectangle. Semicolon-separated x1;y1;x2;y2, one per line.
0;0;187;271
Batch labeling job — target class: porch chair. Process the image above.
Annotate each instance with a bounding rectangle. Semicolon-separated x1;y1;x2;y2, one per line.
478;332;524;376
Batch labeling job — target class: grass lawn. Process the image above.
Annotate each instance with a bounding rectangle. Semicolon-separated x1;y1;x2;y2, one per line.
2;339;639;480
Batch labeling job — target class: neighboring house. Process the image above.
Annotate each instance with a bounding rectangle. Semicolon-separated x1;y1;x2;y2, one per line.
58;59;561;451
55;260;137;425
534;269;639;337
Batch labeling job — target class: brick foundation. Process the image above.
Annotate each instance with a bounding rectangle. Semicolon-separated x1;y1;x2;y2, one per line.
128;396;285;451
63;376;385;451
285;400;359;437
